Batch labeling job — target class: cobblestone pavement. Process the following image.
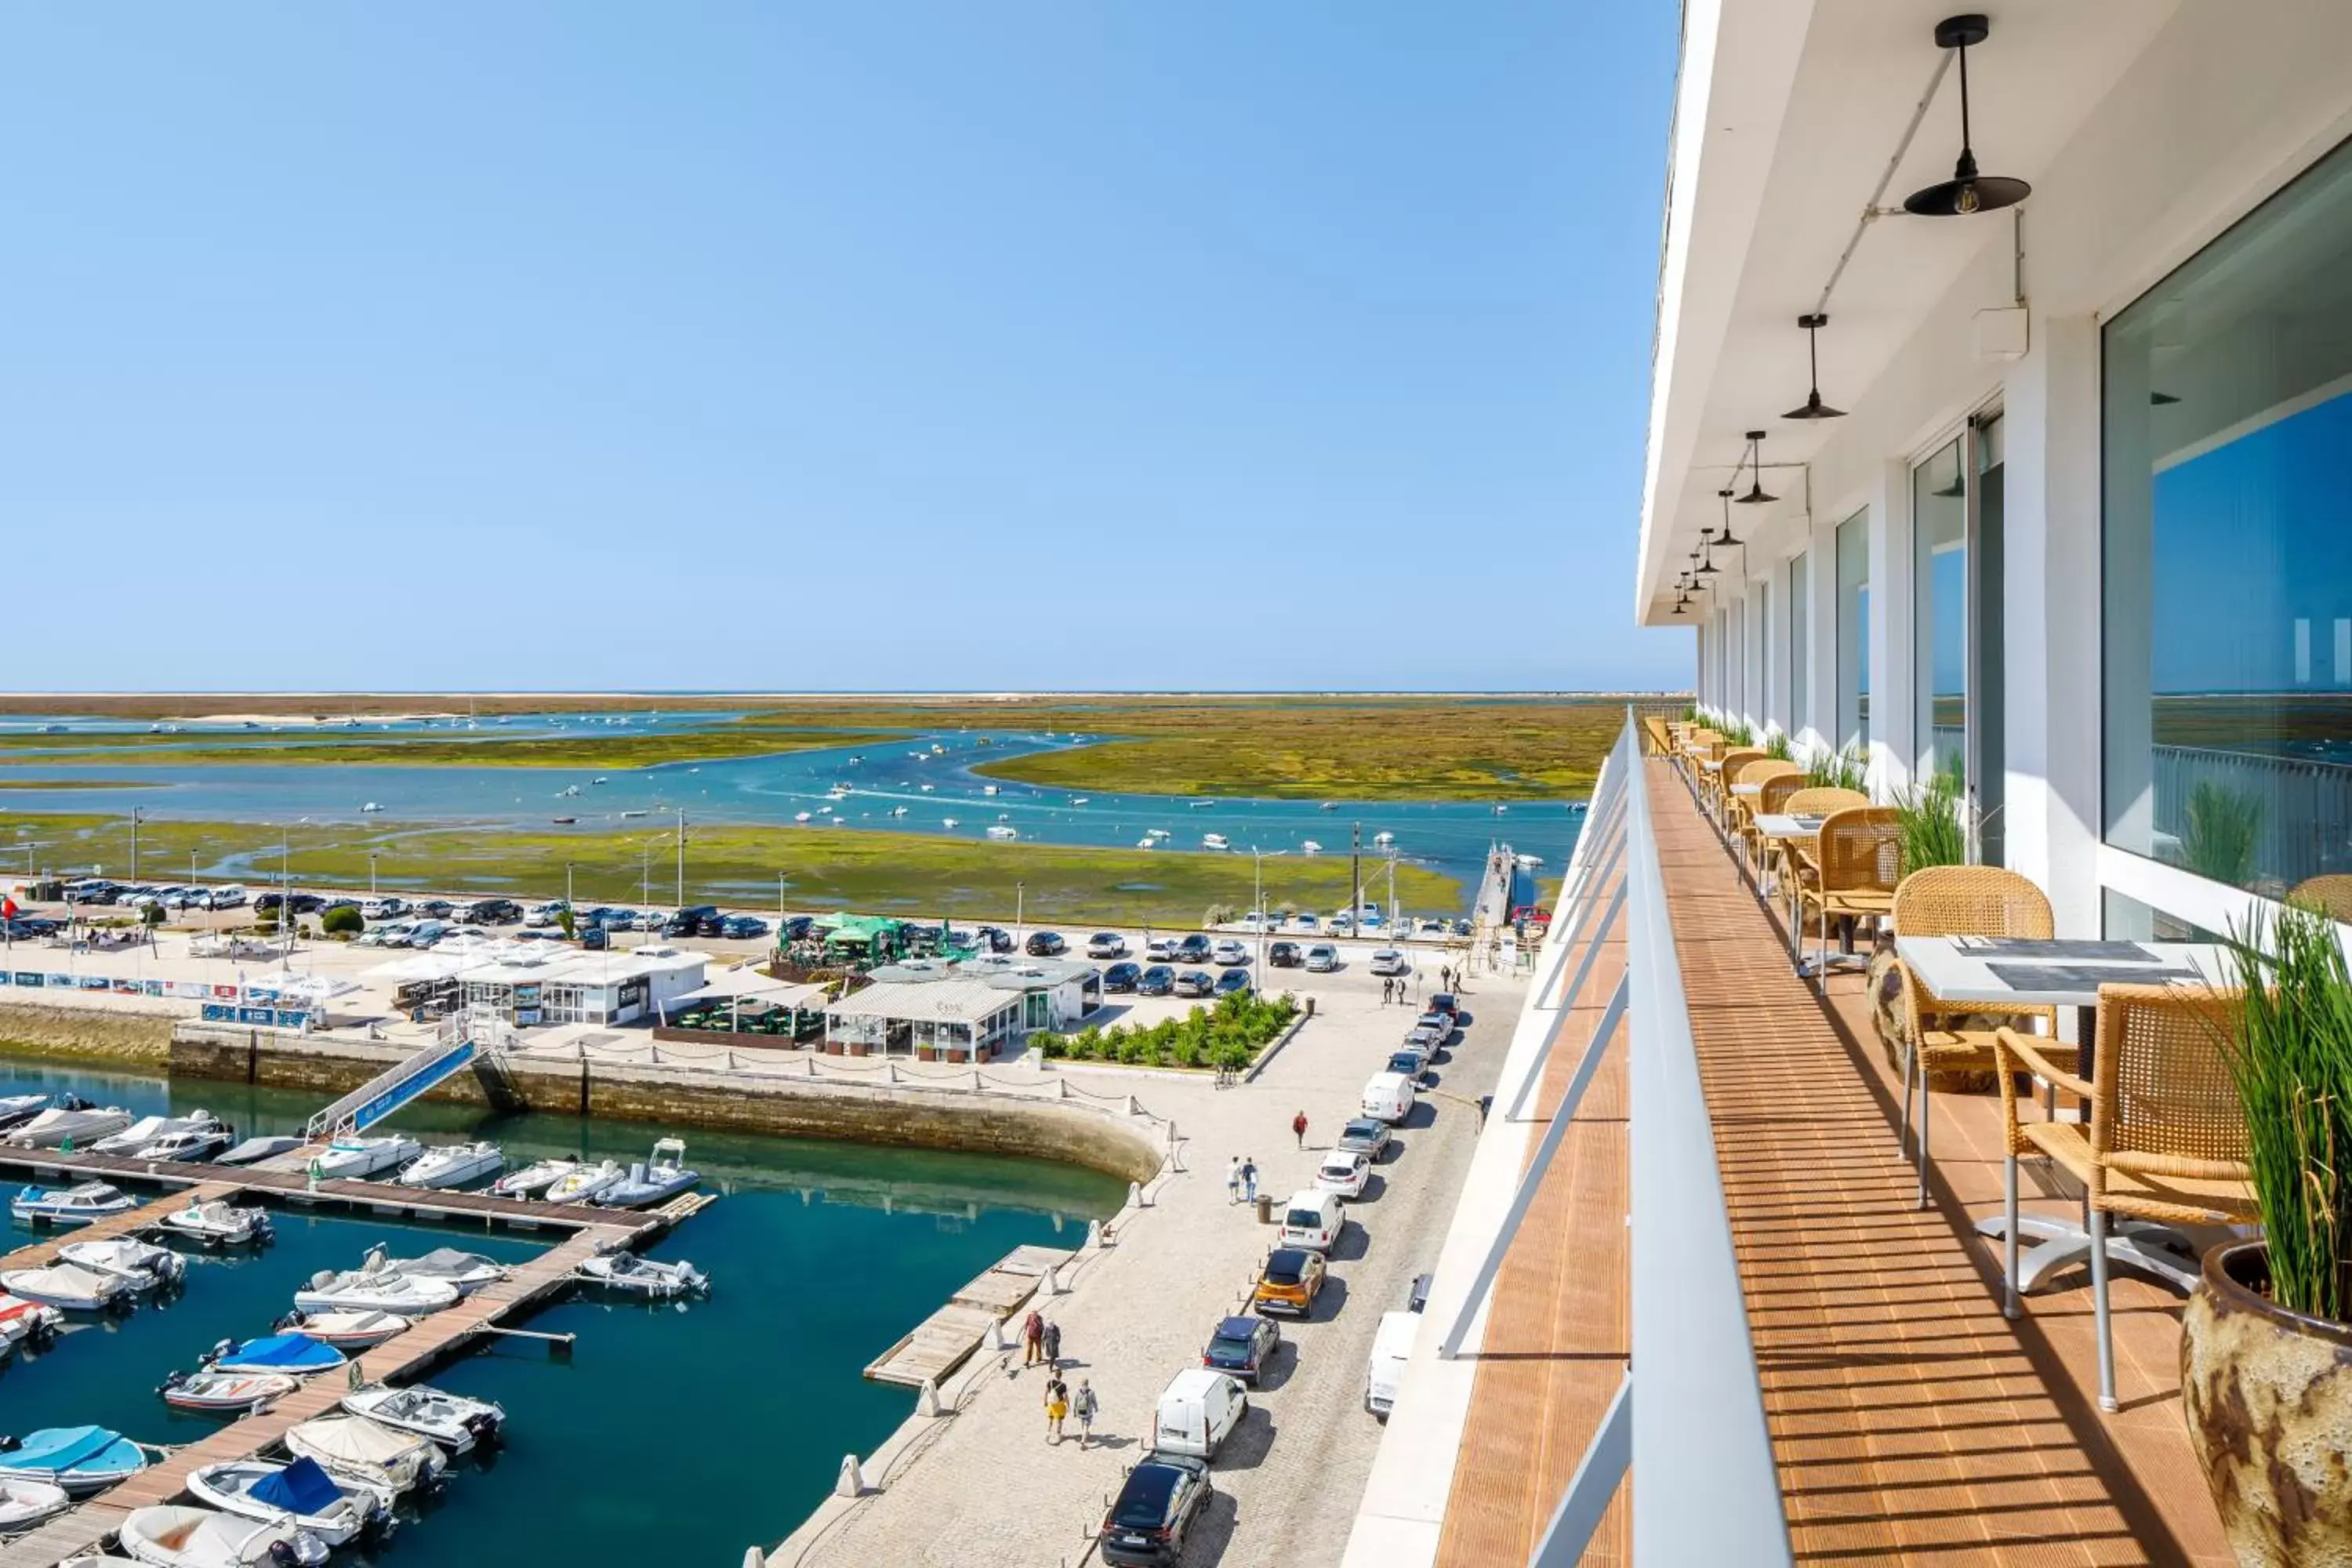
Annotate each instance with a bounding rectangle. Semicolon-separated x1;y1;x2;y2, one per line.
793;956;1521;1568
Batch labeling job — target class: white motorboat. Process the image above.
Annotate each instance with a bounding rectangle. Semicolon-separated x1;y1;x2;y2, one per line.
579;1251;708;1298
187;1457;387;1549
1301;840;1323;854
360;801;383;813
215;1134;303;1167
1374;831;1396;848
115;1503;328;1567
985;825;1019;840
0;1092;49;1131
341;1384;506;1454
11;1181;138;1226
544;1158;624;1205
1136;837;1156;848
161;1200;272;1247
372;1245;507;1296
94;1111;227;1157
793;811;811;822
283;1414;447;1495
0;1261;129;1312
60;1237;187;1290
941;817;959;829
394;1141;503;1190
0;1476;70;1530
597;1138;702;1209
130;1126;236;1163
0;1293;64;1345
283;1310;408;1350
291;1260;458;1319
485;1156;577;1199
156;1370;299;1416
1202;833;1230;850
5;1102;133;1149
311;1135;422;1179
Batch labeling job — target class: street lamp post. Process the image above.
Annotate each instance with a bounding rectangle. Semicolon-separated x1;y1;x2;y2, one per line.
675;809;687;909
130;806;145;884
368;851;378;898
1014;881;1024;946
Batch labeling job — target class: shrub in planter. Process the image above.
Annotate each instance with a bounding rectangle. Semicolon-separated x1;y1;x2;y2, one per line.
320;905;364;936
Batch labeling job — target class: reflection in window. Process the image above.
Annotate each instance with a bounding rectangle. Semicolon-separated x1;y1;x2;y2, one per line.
1789;552;1809;738
1835;509;1868;750
1915;438;1967;785
2104;135;2352;899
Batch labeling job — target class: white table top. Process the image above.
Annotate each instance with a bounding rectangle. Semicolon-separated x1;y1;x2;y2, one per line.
1894;936;2233;1008
1752;814;1826;839
1730;782;1763;797
1699;758;1724;772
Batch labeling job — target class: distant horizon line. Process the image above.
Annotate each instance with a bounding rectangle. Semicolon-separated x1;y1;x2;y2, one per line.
1;688;1698;699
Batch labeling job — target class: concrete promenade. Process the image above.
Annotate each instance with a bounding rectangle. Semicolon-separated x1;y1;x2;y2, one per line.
775;958;1521;1568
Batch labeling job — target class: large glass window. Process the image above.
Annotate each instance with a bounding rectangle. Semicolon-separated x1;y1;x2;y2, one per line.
1788;552;1809;738
1835;508;1869;750
1915;437;1967;784
2104;136;2352;899
1755;581;1773;727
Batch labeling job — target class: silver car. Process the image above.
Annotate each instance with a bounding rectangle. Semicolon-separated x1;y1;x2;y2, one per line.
1305;944;1339;972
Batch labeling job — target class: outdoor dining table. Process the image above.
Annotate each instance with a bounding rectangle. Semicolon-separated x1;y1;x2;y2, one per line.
1892;934;2237;1295
1730;782;1762;796
1753;813;1829;964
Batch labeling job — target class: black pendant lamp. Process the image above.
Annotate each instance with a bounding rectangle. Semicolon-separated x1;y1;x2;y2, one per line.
1784;314;1846;419
1693;545;1719;578
1712;488;1743;550
1904;16;2031;217
1736;431;1776;505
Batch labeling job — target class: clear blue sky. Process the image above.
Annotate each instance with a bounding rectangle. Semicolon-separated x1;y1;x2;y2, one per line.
1;4;1687;693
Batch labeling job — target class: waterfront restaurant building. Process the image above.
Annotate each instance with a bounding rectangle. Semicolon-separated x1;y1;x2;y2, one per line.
1345;3;2352;1563
434;945;708;1027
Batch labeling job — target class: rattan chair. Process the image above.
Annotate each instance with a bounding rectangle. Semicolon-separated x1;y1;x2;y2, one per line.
1771;786;1870;909
1709;748;1766;826
1730;760;1803;881
1891;866;2066;1207
1795;806;1899;993
1992;983;2255;1412
2288;873;2352;921
1642;716;1674;757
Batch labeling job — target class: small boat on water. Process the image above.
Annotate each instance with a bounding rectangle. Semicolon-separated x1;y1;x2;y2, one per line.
0;1425;150;1496
129;1125;237;1163
376;1247;508;1297
11;1181;138;1226
114;1502;328;1567
1135;837;1156;849
1374;831;1396;848
578;1251;708;1298
0;1475;70;1529
341;1385;506;1454
0;1262;129;1312
1189;799;1216;809
395;1142;503;1190
59;1237;186;1290
544;1158;624;1205
285;1414;448;1496
281;1310;408;1351
161;1199;273;1247
216;1134;303;1167
0;1092;49;1131
292;1263;456;1319
1302;840;1323;855
551;816;578;825
985;825;1019;840
1070;797;1090;805
1202;833;1230;851
359;802;383;814
0;1293;64;1352
487;1156;577;1200
597;1138;700;1209
187;1457;387;1550
156;1370;299;1416
982;784;1000;796
311;1135;422;1180
793;811;811;822
93;1112;207;1156
5;1102;133;1149
941;817;960;829
203;1334;347;1377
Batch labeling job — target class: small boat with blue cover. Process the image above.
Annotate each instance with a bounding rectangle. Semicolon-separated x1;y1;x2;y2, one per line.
202;1333;347;1377
187;1456;387;1548
0;1425;151;1496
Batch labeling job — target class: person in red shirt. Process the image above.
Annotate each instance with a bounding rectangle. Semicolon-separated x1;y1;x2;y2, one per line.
1292;1111;1308;1149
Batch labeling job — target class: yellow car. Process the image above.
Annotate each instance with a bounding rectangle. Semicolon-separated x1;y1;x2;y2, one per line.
1251;1247;1327;1319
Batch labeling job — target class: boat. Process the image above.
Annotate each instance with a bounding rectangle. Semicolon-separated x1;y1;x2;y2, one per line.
1135;837;1156;849
203;1334;347;1377
160;1199;272;1247
0;1262;131;1312
620;808;648;818
95;1110;231;1160
11;1181;139;1226
1202;833;1230;851
889;805;908;816
395;1142;503;1190
0;1293;64;1348
1071;797;1090;805
284;1414;448;1495
1374;831;1396;848
551;816;578;826
59;1237;186;1290
215;1135;303;1167
1514;852;1544;868
0;1092;48;1131
985;825;1019;840
982;784;1000;796
0;1475;70;1529
291;1263;457;1319
187;1457;387;1549
544;1157;624;1205
359;802;383;814
91;1113;174;1155
156;1370;299;1416
311;1134;422;1179
1189;799;1216;809
1322;801;1338;810
578;1251;708;1298
919;783;935;792
114;1503;328;1567
941;817;960;829
0;1426;150;1496
130;1126;236;1163
376;1246;508;1296
1302;840;1323;855
486;1156;577;1199
281;1310;408;1350
5;1102;133;1149
793;811;811;822
597;1137;701;1209
341;1385;506;1454
1147;829;1172;840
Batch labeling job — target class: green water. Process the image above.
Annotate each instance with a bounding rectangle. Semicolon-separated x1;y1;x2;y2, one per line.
0;1051;1124;1563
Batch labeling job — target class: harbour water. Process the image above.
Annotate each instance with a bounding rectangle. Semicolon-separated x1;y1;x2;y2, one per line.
0;1051;1124;1565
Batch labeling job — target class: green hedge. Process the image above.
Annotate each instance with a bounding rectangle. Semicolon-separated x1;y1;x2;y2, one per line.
1033;991;1300;1071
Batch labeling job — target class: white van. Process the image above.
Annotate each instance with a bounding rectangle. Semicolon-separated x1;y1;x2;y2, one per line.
1363;1070;1416;1125
1154;1367;1248;1458
1365;1310;1420;1419
1277;1189;1344;1253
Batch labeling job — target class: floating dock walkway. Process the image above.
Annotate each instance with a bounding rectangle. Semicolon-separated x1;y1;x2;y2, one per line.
864;1243;1075;1388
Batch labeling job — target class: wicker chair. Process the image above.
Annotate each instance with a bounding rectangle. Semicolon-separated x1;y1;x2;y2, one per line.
1992;984;2255;1412
1795;807;1899;993
1709;748;1766;825
2288;873;2352;921
1891;866;2067;1207
1771;786;1870;910
1730;760;1803;881
1642;716;1674;757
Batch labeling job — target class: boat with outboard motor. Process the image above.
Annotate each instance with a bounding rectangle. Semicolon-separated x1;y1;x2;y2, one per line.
597;1138;701;1209
93;1111;229;1158
291;1258;458;1318
129;1126;238;1163
543;1157;623;1205
486;1155;578;1199
310;1135;422;1179
201;1334;347;1377
0;1425;151;1496
10;1181;138;1226
284;1414;448;1495
2;1098;132;1149
372;1246;507;1297
0;1092;49;1132
114;1502;329;1567
187;1457;389;1549
278;1310;408;1351
60;1237;187;1290
339;1384;506;1455
394;1141;503;1189
0;1293;64;1348
0;1262;132;1312
156;1370;299;1416
579;1250;708;1297
160;1199;273;1247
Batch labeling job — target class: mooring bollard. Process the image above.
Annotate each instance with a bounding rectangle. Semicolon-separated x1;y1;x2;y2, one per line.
1123;1094;1139;1117
1086;1218;1104;1249
885;1062;898;1083
1043;1261;1062;1295
835;1454;865;1498
743;1548;767;1568
1057;1078;1071;1099
973;1069;984;1093
1128;1180;1145;1209
916;1377;944;1417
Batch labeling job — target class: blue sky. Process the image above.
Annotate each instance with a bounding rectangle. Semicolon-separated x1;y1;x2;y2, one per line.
0;5;1684;693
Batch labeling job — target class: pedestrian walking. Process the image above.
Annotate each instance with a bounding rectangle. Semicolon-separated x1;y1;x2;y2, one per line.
1241;1156;1258;1203
1226;1156;1243;1204
1022;1308;1044;1367
1042;1319;1062;1368
1292;1110;1308;1149
1073;1378;1099;1448
1381;977;1392;1005
1045;1376;1069;1443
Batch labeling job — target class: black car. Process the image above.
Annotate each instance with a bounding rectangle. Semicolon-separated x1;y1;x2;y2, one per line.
666;905;720;937
780;914;815;941
1025;931;1067;956
1174;934;1212;963
1267;941;1303;968
1138;965;1177;996
1201;1314;1281;1385
1173;969;1215;998
1102;961;1142;993
1099;1453;1212;1567
466;898;522;924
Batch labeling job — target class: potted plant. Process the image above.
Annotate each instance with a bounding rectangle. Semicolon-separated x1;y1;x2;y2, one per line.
2181;902;2352;1565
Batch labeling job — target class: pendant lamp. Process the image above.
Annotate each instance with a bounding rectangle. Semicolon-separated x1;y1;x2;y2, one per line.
1904;16;2031;217
1736;431;1776;505
1714;488;1743;549
1783;314;1846;419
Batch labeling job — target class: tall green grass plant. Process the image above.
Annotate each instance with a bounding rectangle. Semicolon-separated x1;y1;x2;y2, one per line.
2183;780;2265;887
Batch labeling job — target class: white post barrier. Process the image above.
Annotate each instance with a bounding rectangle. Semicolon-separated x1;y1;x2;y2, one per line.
916;1378;943;1417
1127;1181;1145;1209
1087;1218;1105;1249
835;1455;865;1498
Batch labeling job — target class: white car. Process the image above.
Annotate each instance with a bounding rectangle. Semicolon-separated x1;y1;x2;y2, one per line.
523;902;567;928
1330;913;1357;937
361;896;406;920
1212;939;1248;966
1292;913;1320;932
1085;933;1127;959
1305;945;1339;973
1315;1151;1371;1200
209;885;249;909
1146;936;1178;961
1369;949;1408;976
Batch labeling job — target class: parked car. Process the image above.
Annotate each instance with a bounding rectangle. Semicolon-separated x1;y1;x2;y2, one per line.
358;921;416;949
1152;1368;1247;1460
1305;945;1340;973
665;905;720;937
1086;932;1127;959
361;896;406;920
719;915;770;940
523;901;568;928
1330;913;1356;937
466;898;521;924
1234;911;1272;933
1211;939;1247;966
1145;936;1178;961
169;888;212;910
1417;918;1450;936
1266;941;1302;968
1098;1453;1213;1567
1278;1189;1344;1253
1428;991;1459;1018
1369;949;1408;977
1138;965;1176;996
1174;934;1212;963
1251;1247;1328;1318
409;898;453;920
1292;913;1320;932
1363;1070;1416;1124
405;920;451;948
779;914;813;941
972;924;1014;953
1025;931;1067;956
1200;1314;1281;1385
1214;968;1251;997
1335;1117;1392;1161
1316;1150;1372;1200
1365;1310;1420;1420
1414;1011;1454;1042
1173;969;1215;998
1102;961;1142;993
1386;1049;1429;1081
579;924;609;950
1404;1023;1445;1054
